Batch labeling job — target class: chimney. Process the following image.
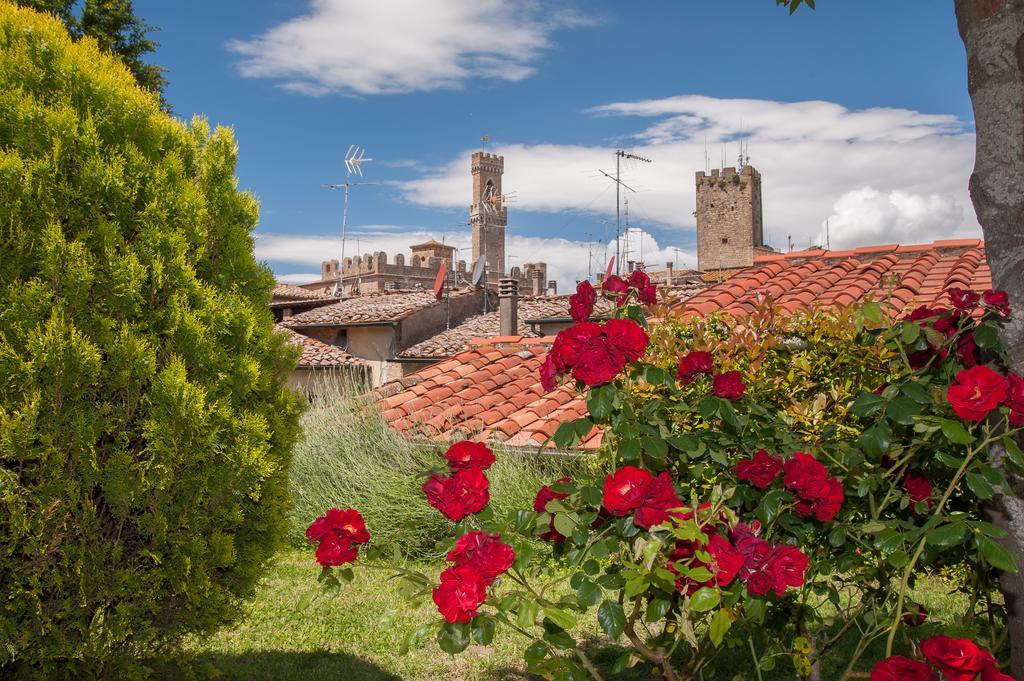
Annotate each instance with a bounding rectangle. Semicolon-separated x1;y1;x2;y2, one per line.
547;280;557;296
499;278;518;336
530;268;544;296
627;260;635;272
666;261;674;285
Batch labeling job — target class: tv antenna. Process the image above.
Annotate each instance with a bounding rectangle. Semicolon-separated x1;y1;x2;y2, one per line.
323;144;376;299
481;133;490;152
601;150;652;276
481;184;517;215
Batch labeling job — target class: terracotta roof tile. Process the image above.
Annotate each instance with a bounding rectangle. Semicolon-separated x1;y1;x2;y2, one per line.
275;326;368;368
676;239;987;317
281;288;480;327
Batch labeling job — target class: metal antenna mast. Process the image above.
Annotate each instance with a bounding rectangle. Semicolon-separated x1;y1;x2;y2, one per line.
322;144;373;299
600;149;651;276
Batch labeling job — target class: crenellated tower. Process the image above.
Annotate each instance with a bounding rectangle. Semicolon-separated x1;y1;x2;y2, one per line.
695;164;771;271
470;152;507;276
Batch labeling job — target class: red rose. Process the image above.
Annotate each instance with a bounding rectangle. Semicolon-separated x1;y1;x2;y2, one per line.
542;319;649;389
306;508;371;566
903;471;933;509
632;471;682;529
871;656;937;681
677;351;714;385
947;365;1009;421
432;565;488;623
921;636;995;681
982;662;1017;681
948;287;981;312
1006;373;1024;426
602;275;628;295
707;534;744;587
602;466;654;515
444;440;495;471
736;449;783;489
983;289;1011;317
534;477;571;542
569;280;597;324
423;467;490;521
315;536;358;566
628;269;657;305
783;453;844;522
763;544;808;596
603;318;649;363
713;371;746;400
904;305;945;323
446;531;515;582
957;332;980;367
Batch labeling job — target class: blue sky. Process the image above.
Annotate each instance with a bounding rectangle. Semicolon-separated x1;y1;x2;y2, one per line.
136;1;976;286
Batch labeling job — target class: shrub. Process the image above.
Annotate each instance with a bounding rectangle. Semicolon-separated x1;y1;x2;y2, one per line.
0;4;303;675
288;376;581;558
304;273;1024;681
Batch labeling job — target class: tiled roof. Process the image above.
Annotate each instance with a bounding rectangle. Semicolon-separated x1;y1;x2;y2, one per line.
397;296;622;360
675;239;990;317
379;337;601;450
277;326;367;368
273;282;326;301
280;289;474;327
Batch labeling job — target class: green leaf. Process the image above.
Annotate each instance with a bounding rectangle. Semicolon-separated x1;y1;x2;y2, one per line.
859;423;892;457
641;436;668;462
597;600;625;639
553;513;576;537
524;640;548;665
927;522;967;548
587;384;615;420
552;421;579;449
576;580;602;607
901;381;932;405
745;599;766;623
756;489;788;527
886;396;920;426
580;484;603;507
940;419;975;445
517;599;540;628
687;567;714;582
399;623;433;655
900;322;921;344
296;589;318;611
618;438;641;463
544;608;577;631
863;301;884;325
437;621;471;654
513;542;534;572
645;598;671;623
1005;437;1024;469
689;587;720;613
851;391;886;418
709;608;733;646
887;550;910;568
542;620;576;649
976;534;1020;574
574;417;594;438
974;322;1000;349
966;473;996;500
471;616;496;645
873;530;903;553
338;567;355;583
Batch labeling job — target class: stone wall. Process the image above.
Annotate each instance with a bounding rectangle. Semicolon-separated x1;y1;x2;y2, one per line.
695;164;766;271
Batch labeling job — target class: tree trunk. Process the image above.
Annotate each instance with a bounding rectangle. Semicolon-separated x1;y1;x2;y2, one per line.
955;1;1024;676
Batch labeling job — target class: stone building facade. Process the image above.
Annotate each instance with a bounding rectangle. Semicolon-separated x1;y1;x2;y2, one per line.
303;152;550;296
695;164;775;271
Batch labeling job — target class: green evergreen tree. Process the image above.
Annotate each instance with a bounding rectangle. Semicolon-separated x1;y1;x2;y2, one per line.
0;3;302;676
12;0;167;101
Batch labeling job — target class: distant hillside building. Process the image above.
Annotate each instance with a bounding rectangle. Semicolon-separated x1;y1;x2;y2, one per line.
695;164;776;272
304;152;550;296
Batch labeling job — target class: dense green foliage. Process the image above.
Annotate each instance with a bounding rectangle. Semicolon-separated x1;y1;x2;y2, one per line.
13;0;166;98
289;377;581;558
0;4;302;675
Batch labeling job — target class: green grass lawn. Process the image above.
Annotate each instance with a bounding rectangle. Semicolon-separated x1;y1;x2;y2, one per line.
169;548;977;681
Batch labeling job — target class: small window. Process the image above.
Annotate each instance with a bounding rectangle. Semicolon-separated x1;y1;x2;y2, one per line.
721;238;729;244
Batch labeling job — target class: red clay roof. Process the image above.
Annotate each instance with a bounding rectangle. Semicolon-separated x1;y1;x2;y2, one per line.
277;326;367;368
675;239;990;317
273;282;327;301
378;337;601;450
280;289;477;327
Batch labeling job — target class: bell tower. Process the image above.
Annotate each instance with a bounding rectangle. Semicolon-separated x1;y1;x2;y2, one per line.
470;152;506;276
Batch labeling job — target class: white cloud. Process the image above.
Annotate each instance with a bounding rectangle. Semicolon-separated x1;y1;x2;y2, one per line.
402;95;978;252
229;0;597;96
816;187;968;250
256;228;692;289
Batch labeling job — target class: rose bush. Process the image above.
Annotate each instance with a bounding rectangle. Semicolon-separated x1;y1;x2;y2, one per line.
304;275;1024;680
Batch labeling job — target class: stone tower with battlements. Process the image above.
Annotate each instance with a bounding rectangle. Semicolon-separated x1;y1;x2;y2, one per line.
695;164;773;271
470;152;507;276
